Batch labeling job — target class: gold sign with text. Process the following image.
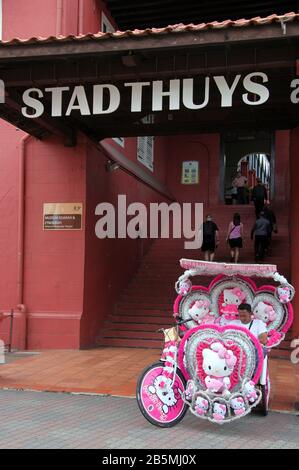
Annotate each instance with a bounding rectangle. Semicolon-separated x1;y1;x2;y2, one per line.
43;203;83;230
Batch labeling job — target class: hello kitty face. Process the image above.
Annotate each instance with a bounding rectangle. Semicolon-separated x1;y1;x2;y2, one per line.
196;396;209;409
230;397;245;410
243;380;255;394
178;279;192;295
189;300;210;323
223;288;246;307
195;396;209;415
277;287;291;303
185;380;196;401
148;375;178;414
213;402;226;416
202;342;236;378
253;301;276;324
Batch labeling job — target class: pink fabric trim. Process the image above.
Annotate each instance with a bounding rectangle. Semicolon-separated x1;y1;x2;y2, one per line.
173;286;209;332
178;324;264;385
180;259;277;276
256;284;294;333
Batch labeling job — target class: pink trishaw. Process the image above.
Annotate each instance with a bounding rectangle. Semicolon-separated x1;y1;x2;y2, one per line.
136;260;294;426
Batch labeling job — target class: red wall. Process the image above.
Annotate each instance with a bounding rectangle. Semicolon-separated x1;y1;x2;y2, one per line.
165;134;220;205
0;124;24;327
79;0;117;34
80;137;168;346
274;131;290;209
23;136;86;349
3;0;58;39
2;0;112;39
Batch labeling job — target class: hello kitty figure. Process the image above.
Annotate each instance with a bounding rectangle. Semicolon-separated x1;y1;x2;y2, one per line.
148;375;178;414
213;402;227;421
189;300;216;325
277;286;291;304
243;380;258;403
184;380;196;402
253;301;276;324
194;396;209;416
221;288;246;321
202;342;237;395
178;279;192;296
230;397;246;416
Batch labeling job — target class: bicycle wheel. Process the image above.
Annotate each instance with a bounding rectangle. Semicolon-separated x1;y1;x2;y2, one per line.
136;361;188;428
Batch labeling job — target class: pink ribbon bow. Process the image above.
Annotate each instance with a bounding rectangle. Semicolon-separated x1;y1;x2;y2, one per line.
231;287;246;301
211;343;237;369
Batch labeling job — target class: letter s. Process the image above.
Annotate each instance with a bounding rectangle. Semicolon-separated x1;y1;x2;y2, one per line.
22;88;44;118
242;72;269;105
290;79;299;104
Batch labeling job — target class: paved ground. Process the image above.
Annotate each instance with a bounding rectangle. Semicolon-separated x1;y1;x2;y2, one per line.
0;389;298;449
0;348;298;412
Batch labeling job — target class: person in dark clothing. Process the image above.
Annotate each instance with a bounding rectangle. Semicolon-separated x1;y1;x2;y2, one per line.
251;178;268;218
201;215;219;261
263;204;277;249
251;211;271;261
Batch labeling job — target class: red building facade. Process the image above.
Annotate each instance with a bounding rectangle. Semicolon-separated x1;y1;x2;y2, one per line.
0;0;297;350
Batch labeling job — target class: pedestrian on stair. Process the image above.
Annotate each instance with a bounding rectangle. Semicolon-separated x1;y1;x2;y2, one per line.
226;213;244;263
251;178;268;218
251;211;271;261
201;214;220;262
232;171;247;205
263;203;278;254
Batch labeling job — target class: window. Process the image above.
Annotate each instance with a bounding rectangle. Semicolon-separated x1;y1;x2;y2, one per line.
137;136;154;172
101;12;115;33
137;115;154;172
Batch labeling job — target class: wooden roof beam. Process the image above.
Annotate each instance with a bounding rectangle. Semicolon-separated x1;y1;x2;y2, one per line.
4;93;77;146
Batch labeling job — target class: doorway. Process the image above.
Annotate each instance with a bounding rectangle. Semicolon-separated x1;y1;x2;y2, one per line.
221;131;274;205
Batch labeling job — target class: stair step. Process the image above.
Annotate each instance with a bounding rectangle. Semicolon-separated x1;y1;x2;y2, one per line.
116;303;172;310
115;307;173;314
110;315;172;324
101;330;163;340
103;322;171;332
97;338;163;349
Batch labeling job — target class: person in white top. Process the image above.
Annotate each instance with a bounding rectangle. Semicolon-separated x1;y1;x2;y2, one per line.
232;171;247;205
218;302;268;345
235;303;268;345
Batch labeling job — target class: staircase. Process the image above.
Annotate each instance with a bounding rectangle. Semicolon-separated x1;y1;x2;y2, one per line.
97;205;291;355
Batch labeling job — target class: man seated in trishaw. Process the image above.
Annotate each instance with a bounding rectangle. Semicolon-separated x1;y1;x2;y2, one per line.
137;260;294;427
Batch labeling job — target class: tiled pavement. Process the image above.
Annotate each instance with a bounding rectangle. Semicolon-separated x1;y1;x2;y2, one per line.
0;348;298;412
0;390;298;449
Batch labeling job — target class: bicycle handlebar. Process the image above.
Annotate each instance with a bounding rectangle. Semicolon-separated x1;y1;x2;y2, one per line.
176;317;193;325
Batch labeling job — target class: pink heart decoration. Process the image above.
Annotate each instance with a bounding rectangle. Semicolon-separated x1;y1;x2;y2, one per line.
178;324;264;389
